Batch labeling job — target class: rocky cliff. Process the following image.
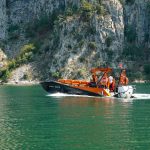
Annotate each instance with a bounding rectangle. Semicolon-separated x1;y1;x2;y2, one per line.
124;0;150;46
0;0;150;83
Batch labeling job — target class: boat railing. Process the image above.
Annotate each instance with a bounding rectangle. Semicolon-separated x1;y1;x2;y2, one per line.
58;79;89;86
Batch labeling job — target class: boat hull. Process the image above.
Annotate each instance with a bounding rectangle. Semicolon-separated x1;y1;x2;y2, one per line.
41;81;135;98
41;81;102;97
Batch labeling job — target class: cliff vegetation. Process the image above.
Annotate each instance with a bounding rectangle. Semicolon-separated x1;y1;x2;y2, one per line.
0;0;150;83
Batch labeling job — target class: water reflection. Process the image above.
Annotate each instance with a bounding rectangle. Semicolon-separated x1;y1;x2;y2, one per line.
58;96;132;113
0;85;56;149
1;85;150;149
54;96;134;149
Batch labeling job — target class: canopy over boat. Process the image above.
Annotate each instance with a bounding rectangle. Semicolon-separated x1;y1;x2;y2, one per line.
90;68;112;73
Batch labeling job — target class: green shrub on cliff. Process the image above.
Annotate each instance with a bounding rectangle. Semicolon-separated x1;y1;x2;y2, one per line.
0;43;37;82
65;5;79;16
144;64;150;75
0;69;11;82
80;1;106;21
123;45;143;59
51;72;61;79
125;25;137;43
144;64;150;80
8;24;20;40
65;8;73;16
8;59;17;70
23;73;30;80
96;4;106;15
25;13;55;37
81;1;94;12
0;41;6;50
105;36;113;47
8;24;19;33
16;44;36;64
126;0;135;5
88;42;97;50
20;44;36;55
80;1;95;21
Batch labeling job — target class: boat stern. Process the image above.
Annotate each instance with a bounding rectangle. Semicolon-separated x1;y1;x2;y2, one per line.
117;85;134;98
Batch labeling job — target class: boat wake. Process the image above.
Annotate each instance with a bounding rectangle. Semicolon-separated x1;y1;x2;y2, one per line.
47;92;150;100
132;94;150;100
47;93;97;98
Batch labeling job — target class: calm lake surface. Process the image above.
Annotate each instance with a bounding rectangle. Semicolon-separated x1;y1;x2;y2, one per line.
0;83;150;150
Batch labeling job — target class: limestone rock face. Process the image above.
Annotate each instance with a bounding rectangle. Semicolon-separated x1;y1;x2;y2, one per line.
7;64;35;84
124;0;150;46
6;0;81;24
0;48;7;68
0;0;7;40
47;0;124;79
0;0;149;81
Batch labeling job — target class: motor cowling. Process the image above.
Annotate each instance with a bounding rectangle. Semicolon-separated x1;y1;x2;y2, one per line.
117;86;134;98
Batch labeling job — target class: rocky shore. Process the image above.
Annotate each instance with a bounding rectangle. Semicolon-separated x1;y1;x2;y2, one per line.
1;78;148;86
5;80;39;85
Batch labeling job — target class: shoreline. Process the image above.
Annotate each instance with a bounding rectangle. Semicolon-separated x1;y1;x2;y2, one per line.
1;80;40;86
0;79;149;86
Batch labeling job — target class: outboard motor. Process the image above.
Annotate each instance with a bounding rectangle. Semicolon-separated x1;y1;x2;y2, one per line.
117;86;134;98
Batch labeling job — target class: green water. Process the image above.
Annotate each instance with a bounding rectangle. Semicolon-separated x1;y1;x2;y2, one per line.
0;84;150;150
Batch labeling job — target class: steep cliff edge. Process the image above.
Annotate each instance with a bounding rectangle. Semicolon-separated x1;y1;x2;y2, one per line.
123;0;150;80
124;0;150;46
0;0;149;83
